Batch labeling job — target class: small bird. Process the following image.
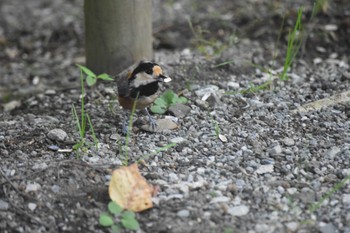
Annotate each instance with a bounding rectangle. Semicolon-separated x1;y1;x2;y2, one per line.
116;60;171;132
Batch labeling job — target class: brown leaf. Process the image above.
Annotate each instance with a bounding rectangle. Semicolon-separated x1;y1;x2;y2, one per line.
109;163;154;212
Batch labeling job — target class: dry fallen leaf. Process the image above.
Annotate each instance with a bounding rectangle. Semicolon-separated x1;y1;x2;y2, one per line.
109;163;154;212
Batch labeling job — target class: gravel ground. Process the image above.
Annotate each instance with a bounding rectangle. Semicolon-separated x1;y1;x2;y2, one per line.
1;0;350;233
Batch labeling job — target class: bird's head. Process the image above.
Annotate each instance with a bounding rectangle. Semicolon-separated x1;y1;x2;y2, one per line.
128;61;171;84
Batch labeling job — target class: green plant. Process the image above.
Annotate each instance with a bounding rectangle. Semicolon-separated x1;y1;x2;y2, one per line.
280;8;303;80
72;65;113;150
76;64;114;86
121;92;139;166
99;201;140;232
150;90;187;114
308;174;350;213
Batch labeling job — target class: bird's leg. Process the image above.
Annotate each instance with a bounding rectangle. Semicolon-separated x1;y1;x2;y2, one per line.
144;108;157;130
122;118;128;135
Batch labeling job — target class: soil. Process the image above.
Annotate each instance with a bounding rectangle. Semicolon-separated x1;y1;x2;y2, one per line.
1;0;350;233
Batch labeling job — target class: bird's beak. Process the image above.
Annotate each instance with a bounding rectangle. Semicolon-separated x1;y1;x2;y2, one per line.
159;74;172;83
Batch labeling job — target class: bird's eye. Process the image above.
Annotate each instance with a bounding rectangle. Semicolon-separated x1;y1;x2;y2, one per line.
145;69;153;75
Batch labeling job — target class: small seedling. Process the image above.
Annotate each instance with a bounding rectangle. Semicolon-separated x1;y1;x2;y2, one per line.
280;8;303;80
150;90;187;114
72;65;113;151
99;201;140;232
76;64;114;86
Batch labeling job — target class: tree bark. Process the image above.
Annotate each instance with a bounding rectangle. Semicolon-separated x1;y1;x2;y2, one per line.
84;0;152;75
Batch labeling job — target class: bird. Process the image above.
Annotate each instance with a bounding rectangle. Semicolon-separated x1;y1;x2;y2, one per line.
116;60;171;132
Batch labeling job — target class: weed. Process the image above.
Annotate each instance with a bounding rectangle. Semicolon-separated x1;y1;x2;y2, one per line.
308;174;350;213
72;65;113;151
280;8;303;80
99;201;140;232
121;92;139;166
150;90;188;114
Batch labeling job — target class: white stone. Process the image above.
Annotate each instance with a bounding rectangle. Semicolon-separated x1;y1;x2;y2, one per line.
210;196;230;204
228;205;249;216
342;194;350;204
256;164;274;174
28;203;37;211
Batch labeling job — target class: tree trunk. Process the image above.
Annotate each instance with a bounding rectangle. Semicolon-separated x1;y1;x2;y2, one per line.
84;0;152;75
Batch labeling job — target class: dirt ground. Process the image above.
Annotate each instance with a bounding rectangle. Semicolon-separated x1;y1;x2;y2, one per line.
1;0;350;233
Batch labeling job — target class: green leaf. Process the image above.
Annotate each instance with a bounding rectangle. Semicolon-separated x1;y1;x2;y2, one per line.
73;141;83;150
99;213;114;227
150;105;167;114
108;201;123;215
98;73;114;81
86;76;97;86
121;212;139;230
76;64;96;78
111;224;121;233
163;90;176;104
153;98;168;108
177;96;188;104
122;210;135;219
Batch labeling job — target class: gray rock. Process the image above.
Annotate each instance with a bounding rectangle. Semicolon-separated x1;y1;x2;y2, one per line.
268;144;282;155
28;203;37;211
285;221;299;231
0;199;9;210
319;223;338;233
210;196;230;204
25;183;41;192
168;103;191;118
47;128;68;142
177;209;190;218
228;205;249;216
283;137;295;146
3;100;21;112
342;194;350;204
194;85;219;97
256;164;274;174
170;137;186;144
299;188;316;204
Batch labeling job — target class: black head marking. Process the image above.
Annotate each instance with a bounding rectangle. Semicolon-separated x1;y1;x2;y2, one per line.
129;61;159;82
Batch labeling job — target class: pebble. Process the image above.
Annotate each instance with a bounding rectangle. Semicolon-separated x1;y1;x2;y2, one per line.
25;183;41;192
109;133;120;141
218;134;228;142
170;137;186;144
256;164;274;174
168;103;191;118
194;85;219;97
287;188;298;195
177;209;190;218
283;137;295;146
299;188;316;204
319;223;338;233
32;162;48;170
228;205;249;216
168;173;179;182
227;81;240;89
51;185;60;193
47;128;68;142
0;199;9;210
196;167;205;175
326;147;341;158
210;196;230;204
268;145;282;155
28;203;37;211
342;194;350;204
3;100;21;112
285;221;299;231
